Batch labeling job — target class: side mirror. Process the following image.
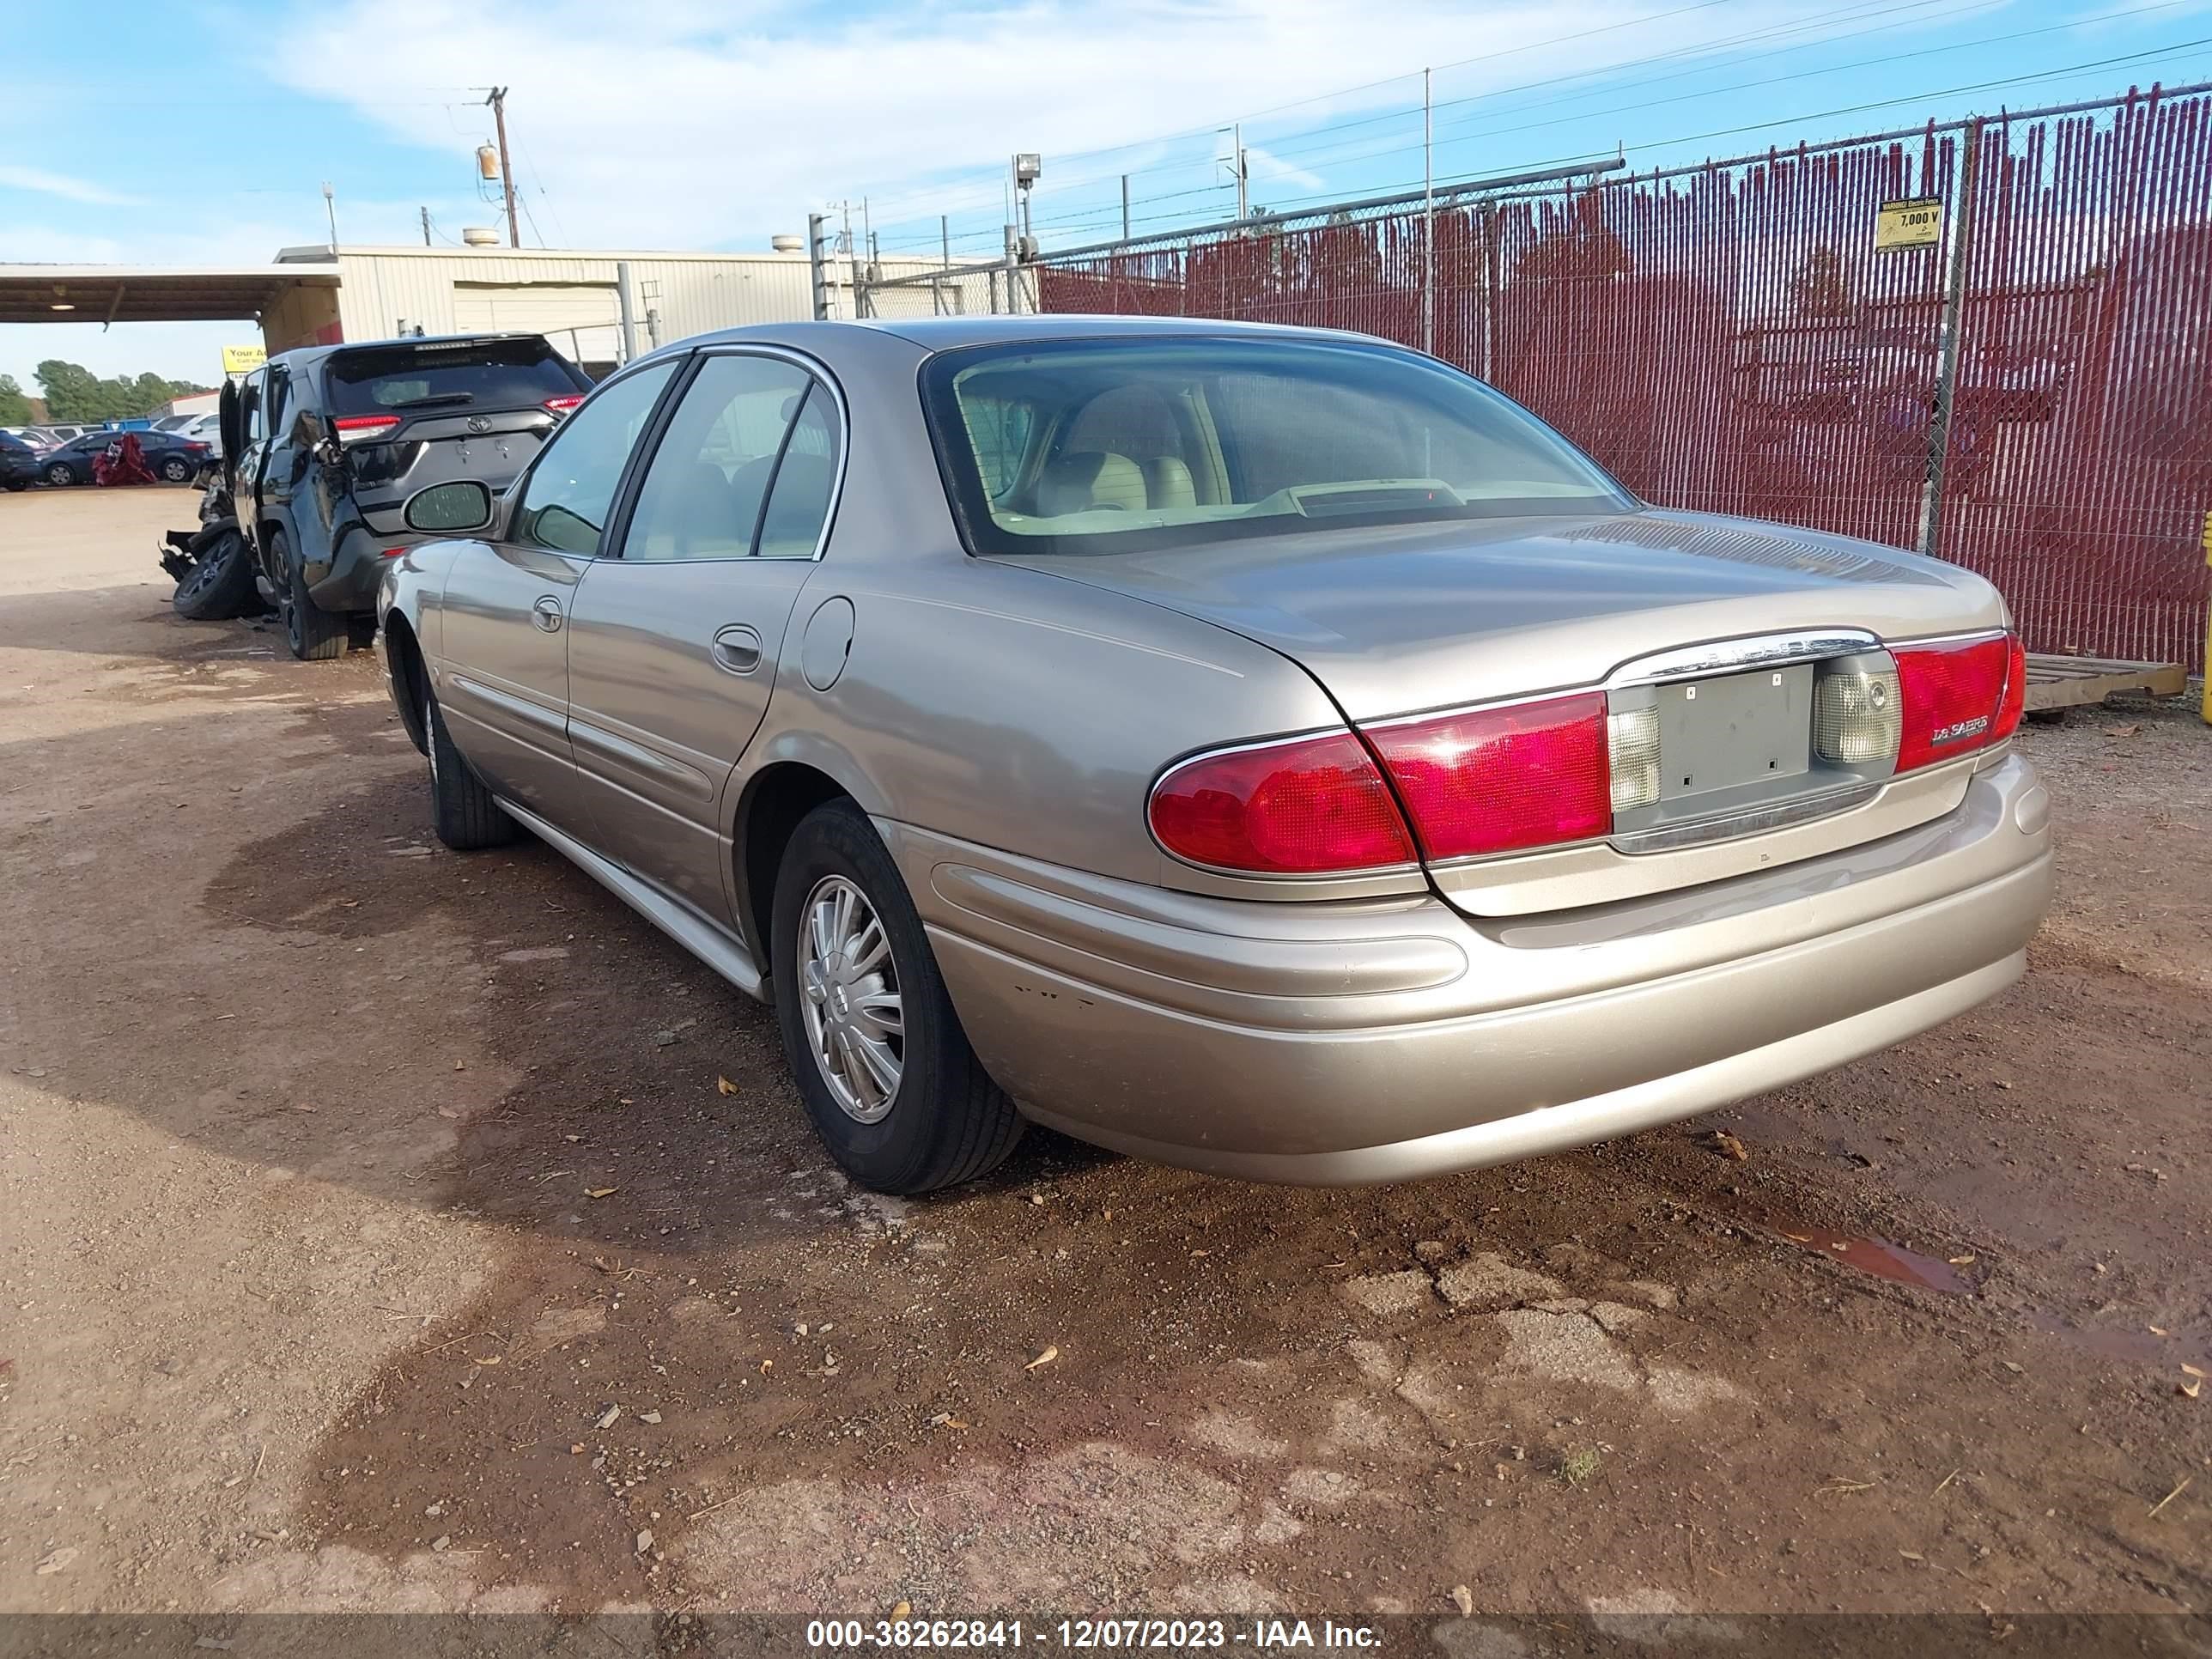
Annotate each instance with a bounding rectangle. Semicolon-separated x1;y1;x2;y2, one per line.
403;479;495;535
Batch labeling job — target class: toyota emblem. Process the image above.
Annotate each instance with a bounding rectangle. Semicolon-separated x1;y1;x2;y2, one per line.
465;415;493;434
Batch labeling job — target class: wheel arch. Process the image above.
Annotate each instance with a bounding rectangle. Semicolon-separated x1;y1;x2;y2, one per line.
730;751;893;1000
382;612;431;757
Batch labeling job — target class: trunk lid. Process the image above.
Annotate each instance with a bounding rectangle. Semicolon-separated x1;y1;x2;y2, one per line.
1009;507;2012;914
1007;507;2001;721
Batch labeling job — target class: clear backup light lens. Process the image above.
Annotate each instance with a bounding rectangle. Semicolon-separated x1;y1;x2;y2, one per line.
1606;705;1661;812
1814;666;1902;764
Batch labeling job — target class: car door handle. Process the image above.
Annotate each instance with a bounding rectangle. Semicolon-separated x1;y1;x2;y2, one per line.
532;595;564;633
711;624;763;675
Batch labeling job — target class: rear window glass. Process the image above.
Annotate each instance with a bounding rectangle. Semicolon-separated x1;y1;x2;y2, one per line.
325;338;581;416
925;337;1629;559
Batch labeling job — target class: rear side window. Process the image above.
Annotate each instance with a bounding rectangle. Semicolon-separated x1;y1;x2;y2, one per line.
325;338;584;416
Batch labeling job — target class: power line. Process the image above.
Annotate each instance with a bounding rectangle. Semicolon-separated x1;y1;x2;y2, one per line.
876;13;2209;261
858;0;1982;241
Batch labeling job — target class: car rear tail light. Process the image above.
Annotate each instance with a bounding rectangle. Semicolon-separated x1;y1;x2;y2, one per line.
333;414;402;443
544;395;585;415
1605;705;1662;813
1364;692;1612;860
1814;665;1902;763
1993;633;2027;742
1149;732;1415;873
1893;633;2015;772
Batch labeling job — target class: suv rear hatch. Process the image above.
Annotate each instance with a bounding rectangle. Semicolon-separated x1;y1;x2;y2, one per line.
1014;507;2025;915
325;336;590;534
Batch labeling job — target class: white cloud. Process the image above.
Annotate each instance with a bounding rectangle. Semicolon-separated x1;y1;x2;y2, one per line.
0;166;147;209
273;0;1856;252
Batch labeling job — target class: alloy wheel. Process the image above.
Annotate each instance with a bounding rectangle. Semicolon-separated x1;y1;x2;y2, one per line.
797;873;903;1124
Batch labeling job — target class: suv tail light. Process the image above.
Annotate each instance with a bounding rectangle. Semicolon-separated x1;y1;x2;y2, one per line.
1364;693;1612;860
1893;632;2019;772
1149;732;1415;873
544;394;585;415
333;414;402;444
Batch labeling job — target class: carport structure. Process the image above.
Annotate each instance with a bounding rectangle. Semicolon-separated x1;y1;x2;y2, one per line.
0;261;343;352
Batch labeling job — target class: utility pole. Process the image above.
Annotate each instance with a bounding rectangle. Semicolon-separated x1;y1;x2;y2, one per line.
1421;67;1435;356
1231;123;1249;222
1121;174;1131;241
321;182;338;251
420;205;433;247
484;86;520;249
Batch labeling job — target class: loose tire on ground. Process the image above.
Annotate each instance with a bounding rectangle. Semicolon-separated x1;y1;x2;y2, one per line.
170;526;261;621
423;684;517;851
770;799;1023;1194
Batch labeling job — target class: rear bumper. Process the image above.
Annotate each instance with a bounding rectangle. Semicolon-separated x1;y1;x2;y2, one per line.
306;522;410;613
886;752;2053;1184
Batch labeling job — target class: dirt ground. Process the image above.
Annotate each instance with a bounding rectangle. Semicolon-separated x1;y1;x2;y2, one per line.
1;487;2206;1626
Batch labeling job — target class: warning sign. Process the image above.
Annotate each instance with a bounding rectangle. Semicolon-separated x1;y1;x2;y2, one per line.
1875;198;1944;252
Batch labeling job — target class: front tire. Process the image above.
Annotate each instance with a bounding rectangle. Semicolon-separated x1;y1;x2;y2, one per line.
45;463;74;487
272;530;347;661
423;682;517;850
770;800;1022;1194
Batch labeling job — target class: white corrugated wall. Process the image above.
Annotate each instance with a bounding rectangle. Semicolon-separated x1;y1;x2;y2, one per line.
326;247;989;362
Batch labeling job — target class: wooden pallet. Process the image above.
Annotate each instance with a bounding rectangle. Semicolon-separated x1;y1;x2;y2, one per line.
2022;653;2189;712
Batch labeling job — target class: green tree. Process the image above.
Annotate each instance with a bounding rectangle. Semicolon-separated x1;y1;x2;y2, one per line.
33;359;211;422
0;374;31;425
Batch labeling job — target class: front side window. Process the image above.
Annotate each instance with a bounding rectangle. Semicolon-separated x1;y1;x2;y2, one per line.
508;358;678;556
926;337;1631;557
621;354;839;562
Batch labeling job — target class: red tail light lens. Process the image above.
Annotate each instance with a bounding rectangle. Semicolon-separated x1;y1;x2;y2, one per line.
1150;732;1415;873
544;395;585;415
1893;633;2014;772
1364;692;1612;860
333;414;402;443
1993;632;2027;742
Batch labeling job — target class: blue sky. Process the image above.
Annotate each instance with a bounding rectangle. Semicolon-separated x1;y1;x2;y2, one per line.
3;0;2208;390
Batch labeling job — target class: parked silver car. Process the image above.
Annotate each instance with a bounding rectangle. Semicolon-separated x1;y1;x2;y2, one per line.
378;317;2051;1193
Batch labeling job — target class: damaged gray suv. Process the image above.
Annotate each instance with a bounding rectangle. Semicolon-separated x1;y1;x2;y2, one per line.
223;333;592;659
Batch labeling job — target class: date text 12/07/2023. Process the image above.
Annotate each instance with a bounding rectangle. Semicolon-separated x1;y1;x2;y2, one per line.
805;1618;1385;1649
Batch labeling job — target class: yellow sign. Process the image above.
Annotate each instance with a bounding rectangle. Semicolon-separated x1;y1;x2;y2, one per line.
222;344;267;375
1875;198;1944;252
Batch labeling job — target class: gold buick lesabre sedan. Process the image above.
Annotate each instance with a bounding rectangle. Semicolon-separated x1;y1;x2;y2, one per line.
376;316;2052;1194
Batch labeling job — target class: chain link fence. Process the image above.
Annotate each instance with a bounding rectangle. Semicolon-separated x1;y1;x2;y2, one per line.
1030;85;2212;671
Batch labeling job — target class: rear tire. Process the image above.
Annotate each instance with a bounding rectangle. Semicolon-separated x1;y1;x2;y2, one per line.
424;684;517;851
45;463;73;487
770;799;1023;1194
159;455;193;483
274;530;347;661
171;526;260;621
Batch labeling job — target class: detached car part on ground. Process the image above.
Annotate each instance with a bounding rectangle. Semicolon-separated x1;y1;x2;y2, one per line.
158;475;264;622
377;318;2054;1195
219;334;592;663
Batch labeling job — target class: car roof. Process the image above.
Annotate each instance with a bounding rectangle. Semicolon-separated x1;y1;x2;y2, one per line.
667;313;1381;357
265;331;556;371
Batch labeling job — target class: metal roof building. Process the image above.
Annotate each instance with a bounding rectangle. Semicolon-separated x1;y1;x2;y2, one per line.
1;242;993;381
